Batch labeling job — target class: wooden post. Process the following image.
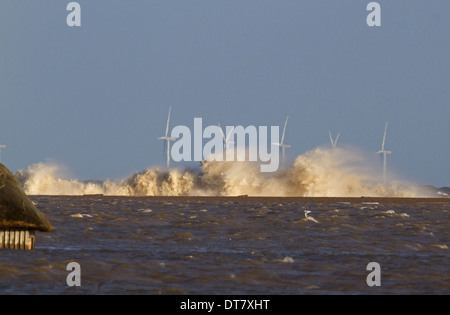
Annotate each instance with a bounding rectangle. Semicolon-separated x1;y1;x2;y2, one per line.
25;230;30;250
0;230;4;249
14;230;20;250
5;229;9;249
9;230;14;249
30;231;35;250
19;231;25;250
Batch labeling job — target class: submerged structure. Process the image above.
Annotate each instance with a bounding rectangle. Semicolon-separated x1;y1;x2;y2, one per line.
0;163;53;250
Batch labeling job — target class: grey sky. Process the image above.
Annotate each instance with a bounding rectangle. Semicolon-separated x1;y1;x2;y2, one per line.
0;1;449;186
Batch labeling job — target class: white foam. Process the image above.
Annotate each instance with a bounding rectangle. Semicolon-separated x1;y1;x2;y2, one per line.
17;147;424;197
432;244;448;250
70;213;93;218
138;209;153;213
281;257;295;263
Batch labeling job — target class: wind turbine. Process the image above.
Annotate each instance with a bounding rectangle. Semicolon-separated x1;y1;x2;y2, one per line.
377;122;392;183
0;144;5;163
218;122;235;150
272;116;291;166
157;106;177;169
329;131;340;149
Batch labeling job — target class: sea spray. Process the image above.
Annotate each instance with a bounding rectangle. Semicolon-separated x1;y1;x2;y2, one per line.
15;162;123;196
16;147;424;197
122;168;198;196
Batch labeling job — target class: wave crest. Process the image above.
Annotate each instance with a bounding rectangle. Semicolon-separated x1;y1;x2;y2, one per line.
16;148;424;197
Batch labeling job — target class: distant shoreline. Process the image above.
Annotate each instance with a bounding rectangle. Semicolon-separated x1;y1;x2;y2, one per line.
29;195;450;205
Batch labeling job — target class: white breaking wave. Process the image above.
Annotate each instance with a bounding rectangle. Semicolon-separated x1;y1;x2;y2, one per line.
16;147;428;197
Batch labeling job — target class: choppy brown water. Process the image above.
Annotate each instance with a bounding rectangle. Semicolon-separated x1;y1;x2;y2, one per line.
1;196;449;294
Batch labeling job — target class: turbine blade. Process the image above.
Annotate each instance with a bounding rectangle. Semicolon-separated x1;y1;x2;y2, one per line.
329;130;334;147
281;116;289;145
218;122;226;141
165;106;172;138
226;126;235;141
381;121;388;151
335;133;340;146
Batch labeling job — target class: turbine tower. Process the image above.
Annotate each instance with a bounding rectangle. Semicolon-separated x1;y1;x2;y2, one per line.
272;116;291;166
157;106;177;169
0;144;5;163
329;131;340;149
218;123;235;150
377;122;392;183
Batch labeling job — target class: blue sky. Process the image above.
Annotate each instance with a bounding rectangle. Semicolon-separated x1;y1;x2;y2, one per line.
0;1;449;186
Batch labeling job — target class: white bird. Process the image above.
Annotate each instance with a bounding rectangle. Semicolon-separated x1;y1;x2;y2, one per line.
272;116;291;167
304;210;319;223
157;106;177;169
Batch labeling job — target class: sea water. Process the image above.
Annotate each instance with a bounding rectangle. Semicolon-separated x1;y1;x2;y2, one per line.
0;196;448;294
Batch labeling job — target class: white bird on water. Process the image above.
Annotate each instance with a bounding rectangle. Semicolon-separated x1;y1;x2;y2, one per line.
304;210;319;223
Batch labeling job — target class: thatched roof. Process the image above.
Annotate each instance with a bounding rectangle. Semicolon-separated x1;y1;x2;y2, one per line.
0;163;53;232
